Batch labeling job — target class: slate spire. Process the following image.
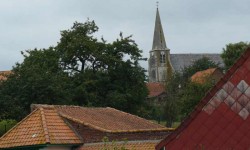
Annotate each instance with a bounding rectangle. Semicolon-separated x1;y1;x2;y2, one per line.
152;8;167;50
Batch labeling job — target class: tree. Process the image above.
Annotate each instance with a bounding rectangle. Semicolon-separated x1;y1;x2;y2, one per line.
162;57;219;126
182;57;220;80
163;72;183;127
0;47;72;120
221;42;250;71
56;20;147;115
0;20;148;120
178;80;214;118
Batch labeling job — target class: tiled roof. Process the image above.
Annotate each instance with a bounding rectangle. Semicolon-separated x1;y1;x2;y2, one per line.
191;68;217;84
0;107;82;149
146;82;166;98
170;54;224;72
78;140;159;150
33;104;170;133
0;70;11;80
156;48;250;149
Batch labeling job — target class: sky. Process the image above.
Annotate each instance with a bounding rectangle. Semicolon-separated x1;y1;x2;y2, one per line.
0;0;250;71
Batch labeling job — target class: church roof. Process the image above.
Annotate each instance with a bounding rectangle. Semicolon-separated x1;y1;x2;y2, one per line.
156;48;250;149
170;53;224;72
152;8;168;50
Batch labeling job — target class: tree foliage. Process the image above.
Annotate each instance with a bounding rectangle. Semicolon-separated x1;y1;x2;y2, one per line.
221;41;250;71
182;57;220;79
163;57;219;126
0;20;148;120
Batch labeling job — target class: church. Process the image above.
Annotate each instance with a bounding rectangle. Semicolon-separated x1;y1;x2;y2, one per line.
148;7;224;83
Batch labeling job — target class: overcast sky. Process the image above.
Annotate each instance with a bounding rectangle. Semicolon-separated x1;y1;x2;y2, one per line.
0;0;250;70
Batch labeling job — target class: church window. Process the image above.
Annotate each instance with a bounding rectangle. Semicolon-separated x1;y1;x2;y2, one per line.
160;52;166;63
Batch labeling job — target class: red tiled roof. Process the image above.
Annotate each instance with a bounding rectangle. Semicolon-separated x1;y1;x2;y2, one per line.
0;71;12;81
156;48;250;149
0;107;82;149
78;140;159;150
146;82;166;98
191;68;217;84
33;104;170;133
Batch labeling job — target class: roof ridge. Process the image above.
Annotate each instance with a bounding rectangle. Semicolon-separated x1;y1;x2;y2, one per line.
0;109;40;142
39;107;50;144
106;107;169;129
156;47;250;149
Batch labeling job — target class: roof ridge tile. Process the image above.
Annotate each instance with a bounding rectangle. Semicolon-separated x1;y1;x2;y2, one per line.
39;107;50;144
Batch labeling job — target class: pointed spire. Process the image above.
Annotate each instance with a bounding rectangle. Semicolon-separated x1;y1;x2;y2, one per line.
152;7;168;50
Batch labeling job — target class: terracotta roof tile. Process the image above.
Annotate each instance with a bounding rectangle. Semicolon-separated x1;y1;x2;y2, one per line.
191;68;217;84
0;107;82;149
0;70;12;81
146;82;166;98
33;104;170;133
78;140;159;150
156;48;250;149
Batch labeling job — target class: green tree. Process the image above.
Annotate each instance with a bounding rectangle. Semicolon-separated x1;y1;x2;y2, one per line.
0;20;148;120
163;57;219;126
182;57;220;79
178;80;214;118
56;20;147;115
221;41;250;70
163;72;183;127
0;47;71;120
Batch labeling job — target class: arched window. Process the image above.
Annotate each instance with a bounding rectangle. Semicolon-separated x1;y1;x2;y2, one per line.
160;52;166;63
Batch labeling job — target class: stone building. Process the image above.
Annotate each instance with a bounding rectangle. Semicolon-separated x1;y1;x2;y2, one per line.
148;8;224;83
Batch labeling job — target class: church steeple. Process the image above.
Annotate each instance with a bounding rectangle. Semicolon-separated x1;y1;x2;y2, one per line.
148;6;174;83
152;8;168;50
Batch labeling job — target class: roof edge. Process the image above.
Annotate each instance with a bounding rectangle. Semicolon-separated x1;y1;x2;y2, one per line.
0;109;42;142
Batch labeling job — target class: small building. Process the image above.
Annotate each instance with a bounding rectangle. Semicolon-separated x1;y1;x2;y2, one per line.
0;104;173;150
191;68;224;84
146;82;166;105
156;48;250;149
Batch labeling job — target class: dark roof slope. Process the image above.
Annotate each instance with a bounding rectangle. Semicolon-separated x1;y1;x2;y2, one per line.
156;48;250;150
170;54;224;72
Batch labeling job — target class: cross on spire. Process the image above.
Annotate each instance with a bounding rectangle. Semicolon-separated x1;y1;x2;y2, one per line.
156;1;159;8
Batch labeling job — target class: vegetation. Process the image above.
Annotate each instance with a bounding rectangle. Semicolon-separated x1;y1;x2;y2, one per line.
221;41;250;71
0;20;148;121
0;120;17;136
163;57;219;127
102;137;129;150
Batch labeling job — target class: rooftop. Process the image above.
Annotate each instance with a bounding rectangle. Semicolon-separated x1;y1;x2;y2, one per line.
0;107;82;149
146;82;166;98
191;68;219;84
